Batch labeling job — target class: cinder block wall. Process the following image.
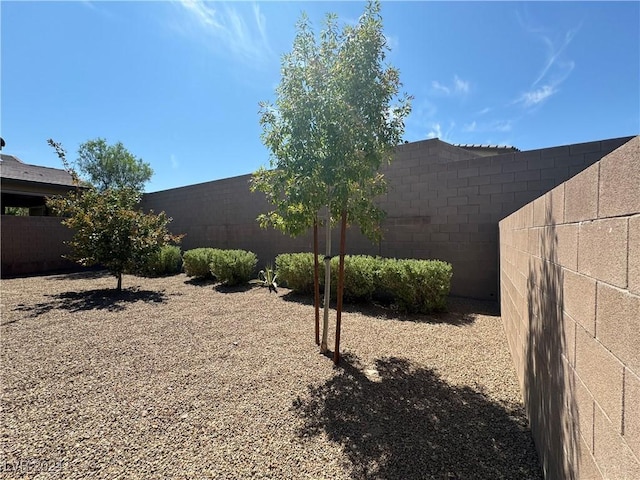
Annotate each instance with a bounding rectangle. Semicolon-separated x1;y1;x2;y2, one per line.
499;136;639;479
1;216;76;276
143;136;632;299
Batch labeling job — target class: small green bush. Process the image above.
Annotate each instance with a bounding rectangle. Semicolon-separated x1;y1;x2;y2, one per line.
139;245;183;277
209;249;257;286
330;255;378;301
183;248;217;278
275;253;316;293
378;258;453;313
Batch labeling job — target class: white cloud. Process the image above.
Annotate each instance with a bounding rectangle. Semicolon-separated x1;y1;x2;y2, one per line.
176;1;273;66
462;119;513;134
533;27;580;87
431;74;470;97
494;120;513;133
170;154;179;169
426;121;455;141
517;84;556;107
516;9;580;110
453;75;470;94
463;121;477;133
80;0;115;19
427;123;442;139
431;81;450;96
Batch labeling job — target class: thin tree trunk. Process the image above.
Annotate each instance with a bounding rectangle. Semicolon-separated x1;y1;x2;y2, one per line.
117;272;122;292
313;218;320;346
333;209;347;365
320;208;331;353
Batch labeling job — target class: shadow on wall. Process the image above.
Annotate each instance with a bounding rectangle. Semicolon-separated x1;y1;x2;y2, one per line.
293;354;542;480
525;205;580;479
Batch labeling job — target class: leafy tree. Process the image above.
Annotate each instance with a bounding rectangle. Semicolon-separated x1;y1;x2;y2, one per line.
76;138;153;192
252;0;411;363
46;139;181;291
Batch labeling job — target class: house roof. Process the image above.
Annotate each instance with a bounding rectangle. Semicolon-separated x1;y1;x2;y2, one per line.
0;153;77;187
453;144;520;157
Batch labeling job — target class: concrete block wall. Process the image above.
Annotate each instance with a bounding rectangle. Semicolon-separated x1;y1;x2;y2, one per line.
1;216;76;276
142;175;319;267
499;136;639;479
142;136;633;299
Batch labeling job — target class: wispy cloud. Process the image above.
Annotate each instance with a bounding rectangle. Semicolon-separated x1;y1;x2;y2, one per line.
176;1;273;66
80;0;115;19
427;123;443;139
463;119;513;134
515;10;580;109
453;75;470;94
426;121;455;142
517;85;556;108
170;154;179;169
431;75;470;96
532;27;580;87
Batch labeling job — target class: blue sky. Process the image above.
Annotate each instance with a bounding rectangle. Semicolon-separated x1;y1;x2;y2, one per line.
1;1;638;193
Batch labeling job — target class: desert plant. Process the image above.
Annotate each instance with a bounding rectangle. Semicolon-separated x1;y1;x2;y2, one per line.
209;249;257;286
252;264;278;293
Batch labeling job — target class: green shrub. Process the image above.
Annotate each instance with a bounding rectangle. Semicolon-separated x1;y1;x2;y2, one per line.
275;253;316;293
183;248;217;278
139;245;183;277
378;258;452;313
275;252;452;313
329;255;378;301
209;249;257;286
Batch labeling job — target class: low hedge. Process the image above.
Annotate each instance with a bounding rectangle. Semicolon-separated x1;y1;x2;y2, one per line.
275;252;452;313
275;253;316;294
209;249;257;286
183;248;217;279
139;245;183;277
378;258;452;313
183;248;257;285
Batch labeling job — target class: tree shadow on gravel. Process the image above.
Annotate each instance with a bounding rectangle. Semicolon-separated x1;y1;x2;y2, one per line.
10;287;168;320
46;269;110;281
184;277;217;287
293;354;542;480
213;283;254;294
281;292;492;326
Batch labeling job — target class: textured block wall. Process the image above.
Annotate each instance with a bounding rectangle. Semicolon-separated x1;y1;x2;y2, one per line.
499;136;639;479
1;216;76;276
142;136;632;299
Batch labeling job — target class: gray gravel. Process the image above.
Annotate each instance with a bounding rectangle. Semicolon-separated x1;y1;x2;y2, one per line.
1;271;541;479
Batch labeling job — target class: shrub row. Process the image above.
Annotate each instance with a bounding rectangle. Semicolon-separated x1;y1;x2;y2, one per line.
138;245;183;277
275;253;452;313
183;248;257;286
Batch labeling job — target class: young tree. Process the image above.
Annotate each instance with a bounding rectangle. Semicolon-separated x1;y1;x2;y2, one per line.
252;0;411;362
76;138;153;192
46;140;181;291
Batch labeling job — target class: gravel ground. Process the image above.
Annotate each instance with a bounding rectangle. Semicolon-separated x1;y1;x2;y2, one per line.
1;271;542;479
